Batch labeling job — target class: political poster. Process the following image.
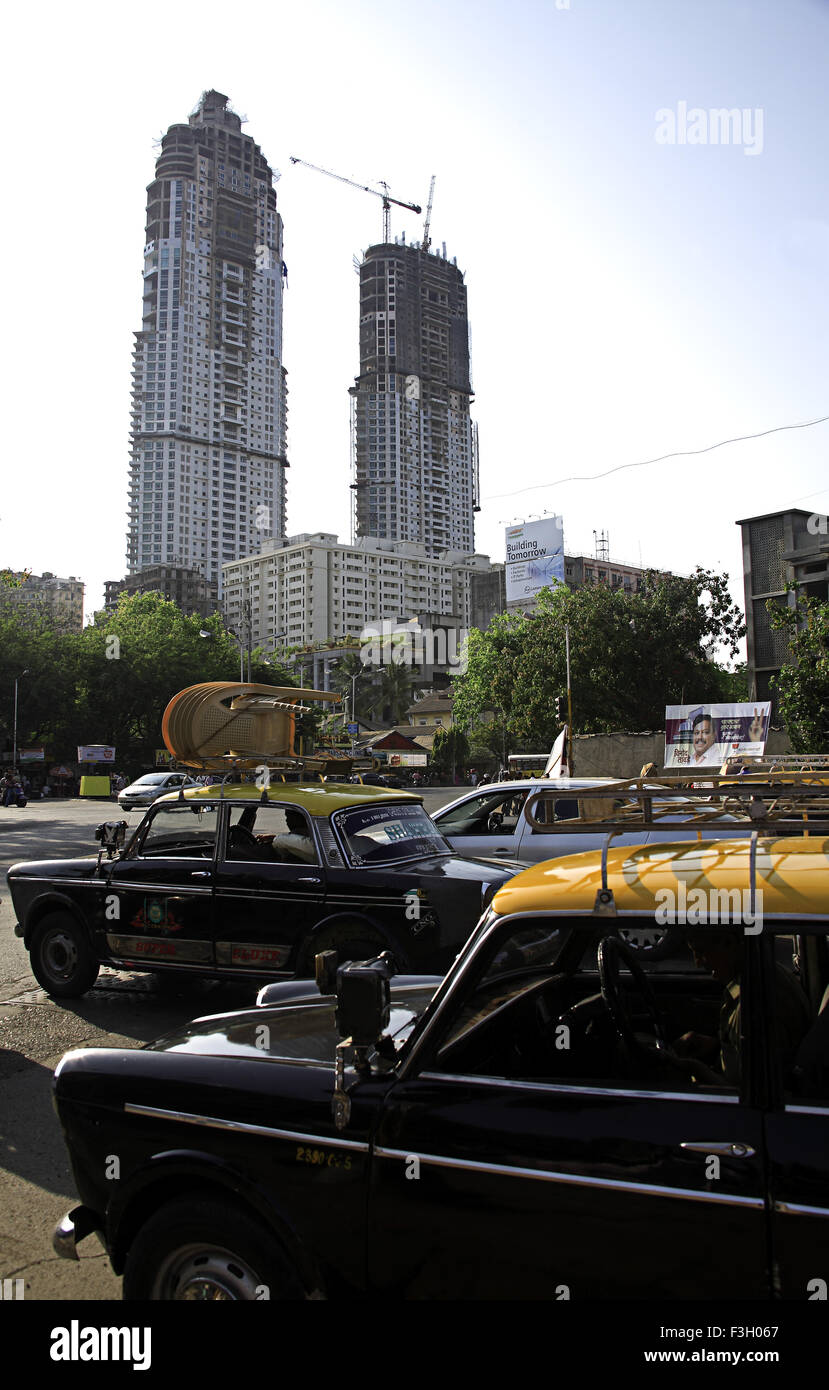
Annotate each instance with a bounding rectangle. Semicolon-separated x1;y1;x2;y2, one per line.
664;703;771;769
505;517;565;603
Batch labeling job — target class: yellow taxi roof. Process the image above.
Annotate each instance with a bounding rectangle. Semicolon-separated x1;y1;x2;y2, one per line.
155;781;422;818
491;836;829;919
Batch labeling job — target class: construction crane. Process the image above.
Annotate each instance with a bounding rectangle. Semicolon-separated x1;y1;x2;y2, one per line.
422;175;436;254
289;156;421;243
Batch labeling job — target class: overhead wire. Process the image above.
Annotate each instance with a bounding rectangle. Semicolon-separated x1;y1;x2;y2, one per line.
484;412;829;503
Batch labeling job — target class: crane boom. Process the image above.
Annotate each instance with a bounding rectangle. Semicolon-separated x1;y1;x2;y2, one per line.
422;175;436;253
289;155;421;242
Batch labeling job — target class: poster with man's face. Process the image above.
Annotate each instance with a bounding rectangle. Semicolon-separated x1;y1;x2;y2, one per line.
664;703;772;769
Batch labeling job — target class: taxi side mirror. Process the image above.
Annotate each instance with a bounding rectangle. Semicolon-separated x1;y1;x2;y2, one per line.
94;821;127;854
321;950;396;1131
316;950;394;1048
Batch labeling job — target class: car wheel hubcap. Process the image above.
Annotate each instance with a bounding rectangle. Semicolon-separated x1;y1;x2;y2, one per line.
43;931;78;980
155;1245;263;1301
619;927;666;952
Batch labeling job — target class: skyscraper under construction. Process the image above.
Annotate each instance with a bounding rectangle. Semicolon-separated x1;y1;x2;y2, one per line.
350;241;479;556
127;91;287;591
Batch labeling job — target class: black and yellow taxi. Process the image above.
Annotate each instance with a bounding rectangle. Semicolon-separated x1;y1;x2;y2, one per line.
51;830;829;1299
7;780;519;996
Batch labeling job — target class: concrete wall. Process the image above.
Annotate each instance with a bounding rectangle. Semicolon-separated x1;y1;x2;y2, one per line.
571;728;793;779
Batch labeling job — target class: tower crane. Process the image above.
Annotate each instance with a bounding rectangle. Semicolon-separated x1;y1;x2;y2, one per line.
422;175;436;254
289;156;421;244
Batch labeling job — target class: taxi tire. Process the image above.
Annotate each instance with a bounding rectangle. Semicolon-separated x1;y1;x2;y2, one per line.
123;1197;301;1301
617;924;682;961
30;912;100;998
299;921;406;977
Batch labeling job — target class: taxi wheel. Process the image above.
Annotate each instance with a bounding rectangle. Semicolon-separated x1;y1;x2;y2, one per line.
300;922;406;977
617;924;682;961
30;913;100;997
123;1197;300;1301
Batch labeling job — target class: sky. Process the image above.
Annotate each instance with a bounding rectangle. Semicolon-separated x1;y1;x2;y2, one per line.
4;0;828;649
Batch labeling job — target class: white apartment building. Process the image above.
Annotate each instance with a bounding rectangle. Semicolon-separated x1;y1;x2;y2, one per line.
222;532;493;653
127;91;287;591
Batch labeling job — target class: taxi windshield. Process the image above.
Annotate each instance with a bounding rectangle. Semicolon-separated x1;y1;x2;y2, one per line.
334;803;450;865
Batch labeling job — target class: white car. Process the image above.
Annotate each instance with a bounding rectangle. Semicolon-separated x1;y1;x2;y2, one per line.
432;777;748;956
117;771;198;811
433;777;748;862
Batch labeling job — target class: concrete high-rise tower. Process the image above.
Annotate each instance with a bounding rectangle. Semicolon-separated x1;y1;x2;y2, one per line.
127;91;287;592
350;242;479;555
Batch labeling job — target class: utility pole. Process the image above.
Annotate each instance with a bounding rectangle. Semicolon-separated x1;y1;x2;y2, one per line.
565;625;574;775
12;669;28;772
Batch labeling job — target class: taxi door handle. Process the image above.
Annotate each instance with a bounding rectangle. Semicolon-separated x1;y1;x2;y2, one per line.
297;876;322;883
680;1141;756;1159
190;871;211;880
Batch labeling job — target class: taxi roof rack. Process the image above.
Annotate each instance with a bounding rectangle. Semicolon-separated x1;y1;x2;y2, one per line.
522;779;828;925
722;753;829;773
168;753;355;796
523;773;829;838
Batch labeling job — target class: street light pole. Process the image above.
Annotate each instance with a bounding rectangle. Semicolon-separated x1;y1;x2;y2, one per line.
565;625;574;775
12;669;29;772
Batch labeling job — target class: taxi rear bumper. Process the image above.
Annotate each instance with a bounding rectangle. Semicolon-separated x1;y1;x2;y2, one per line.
53;1205;102;1261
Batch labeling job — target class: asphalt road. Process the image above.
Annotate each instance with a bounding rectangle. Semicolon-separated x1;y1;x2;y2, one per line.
0;787;458;1301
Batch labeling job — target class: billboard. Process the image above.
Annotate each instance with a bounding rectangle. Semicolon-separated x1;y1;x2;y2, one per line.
77;745;116;764
505;517;565;603
664;703;772;769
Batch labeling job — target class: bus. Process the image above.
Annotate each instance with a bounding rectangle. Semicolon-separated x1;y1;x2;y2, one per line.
507;753;549;779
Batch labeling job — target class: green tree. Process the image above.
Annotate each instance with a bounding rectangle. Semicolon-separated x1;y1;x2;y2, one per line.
375;662;414;725
453;568;745;749
467;718;508;770
330;653;381;721
0;592;326;773
432;725;470;781
768;591;829;752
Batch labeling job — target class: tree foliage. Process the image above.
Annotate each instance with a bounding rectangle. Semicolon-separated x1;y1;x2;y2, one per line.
330;654;381;721
453;568;745;749
0;592;304;774
768;591;829;752
431;725;470;779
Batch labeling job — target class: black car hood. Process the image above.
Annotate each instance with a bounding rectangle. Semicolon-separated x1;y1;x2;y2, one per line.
8;856;101;879
413;853;521;881
145;983;440;1066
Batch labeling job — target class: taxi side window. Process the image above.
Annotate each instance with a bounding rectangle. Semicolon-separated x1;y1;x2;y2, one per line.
225;805;319;865
528;797;580;829
440;790;528;836
137;804;218;858
434;925;741;1096
780;933;829;1103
